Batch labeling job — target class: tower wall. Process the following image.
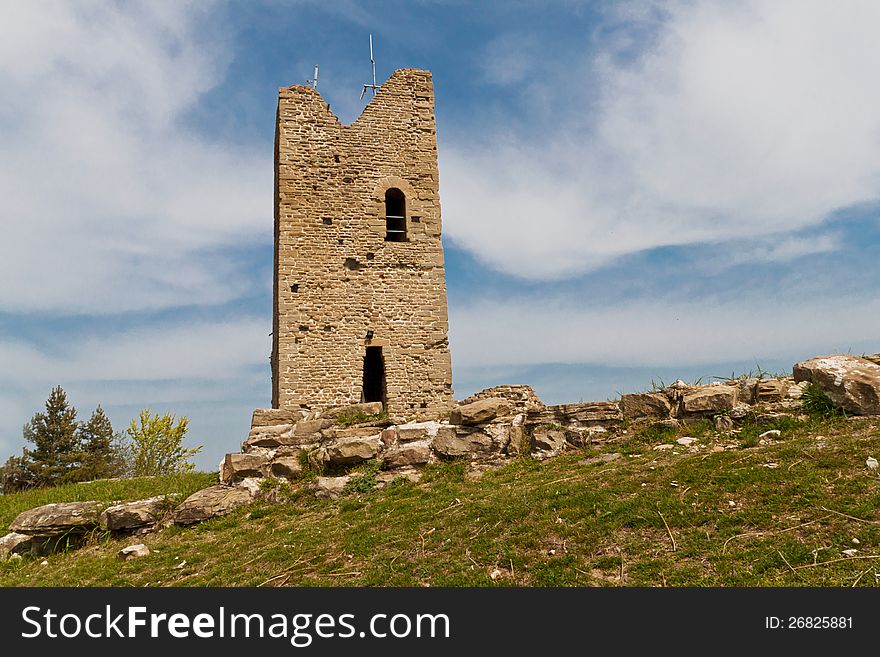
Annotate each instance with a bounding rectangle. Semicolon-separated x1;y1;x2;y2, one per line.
272;69;454;418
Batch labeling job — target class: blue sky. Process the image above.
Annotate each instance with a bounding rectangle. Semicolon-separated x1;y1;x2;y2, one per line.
2;0;879;470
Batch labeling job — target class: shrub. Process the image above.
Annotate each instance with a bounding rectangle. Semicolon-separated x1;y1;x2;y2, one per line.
126;409;202;477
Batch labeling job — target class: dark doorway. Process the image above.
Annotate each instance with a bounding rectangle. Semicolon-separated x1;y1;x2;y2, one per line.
362;346;386;405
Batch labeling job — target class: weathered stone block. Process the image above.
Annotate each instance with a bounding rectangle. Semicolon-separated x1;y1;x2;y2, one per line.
270;456;304;479
756;379;790;403
681;386;737;415
252;408;305;428
793;355;880;415
621;392;672;420
397;420;443;442
100;496;173;531
293;419;335;435
325;437;382;466
222;453;269;483
450;398;511;425
531;429;568;453
431;427;494;458
10;501;104;535
174;486;255;526
1;532;35;559
383;442;432;468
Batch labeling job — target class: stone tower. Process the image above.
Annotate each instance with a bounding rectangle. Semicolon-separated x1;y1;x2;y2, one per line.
271;68;454;418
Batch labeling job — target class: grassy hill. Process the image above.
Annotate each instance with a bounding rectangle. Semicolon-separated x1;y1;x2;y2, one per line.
2;413;879;587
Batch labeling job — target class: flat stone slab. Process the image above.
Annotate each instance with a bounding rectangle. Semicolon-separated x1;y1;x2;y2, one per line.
173;485;255;526
100;496;174;531
451;398;512;426
251;408;306;428
10;501;104;534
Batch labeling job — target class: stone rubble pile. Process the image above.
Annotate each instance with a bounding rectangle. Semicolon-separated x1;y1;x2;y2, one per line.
3;352;880;561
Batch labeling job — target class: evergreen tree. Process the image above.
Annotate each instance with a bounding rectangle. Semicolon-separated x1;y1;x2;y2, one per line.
23;385;80;486
0;448;37;493
76;405;126;481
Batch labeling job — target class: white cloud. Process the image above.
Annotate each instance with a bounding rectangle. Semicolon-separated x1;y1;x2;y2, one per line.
449;293;880;369
0;1;271;314
0;318;269;383
442;0;880;280
0;317;270;468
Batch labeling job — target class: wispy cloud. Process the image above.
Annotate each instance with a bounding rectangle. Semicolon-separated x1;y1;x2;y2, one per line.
0;1;270;314
449;293;880;369
442;0;880;280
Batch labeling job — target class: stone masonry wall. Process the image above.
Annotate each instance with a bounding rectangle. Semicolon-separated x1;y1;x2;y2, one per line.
272;69;454;418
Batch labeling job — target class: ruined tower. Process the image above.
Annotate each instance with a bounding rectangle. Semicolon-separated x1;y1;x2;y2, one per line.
271;69;454;418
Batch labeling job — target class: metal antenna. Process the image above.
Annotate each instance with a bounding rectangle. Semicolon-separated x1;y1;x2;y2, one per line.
307;64;319;89
360;33;380;99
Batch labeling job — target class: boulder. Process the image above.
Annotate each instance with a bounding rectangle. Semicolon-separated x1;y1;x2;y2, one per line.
1;532;35;559
756;379;790;403
325;437;382;466
100;496;173;531
681;386;737;415
321;402;384;419
383;442;432;469
173;485;255;526
397;420;443;442
10;501;104;534
793;355;880;415
251;407;305;428
450;398;511;425
269;456;303;479
621;392;672;420
313;476;350;500
431;427;494;458
222;453;269;483
118;543;150;560
531;429;568;453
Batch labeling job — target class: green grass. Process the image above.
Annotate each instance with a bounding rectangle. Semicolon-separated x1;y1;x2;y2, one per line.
0;472;217;530
3;416;880;587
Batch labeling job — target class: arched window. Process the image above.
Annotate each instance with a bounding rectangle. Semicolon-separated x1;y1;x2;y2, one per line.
385;188;407;242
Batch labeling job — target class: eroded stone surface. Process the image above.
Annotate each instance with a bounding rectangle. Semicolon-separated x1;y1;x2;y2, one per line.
451;398;512;426
10;501;104;534
793;355;880;415
174;486;255;526
100;497;173;531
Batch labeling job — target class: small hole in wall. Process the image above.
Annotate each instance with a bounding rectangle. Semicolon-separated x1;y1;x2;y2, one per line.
343;176;353;183
420;402;427;408
333;154;340;163
338;239;344;245
366;252;374;260
411;216;421;223
322;217;332;225
323;325;332;332
344;257;362;270
298;325;309;332
290;284;299;293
